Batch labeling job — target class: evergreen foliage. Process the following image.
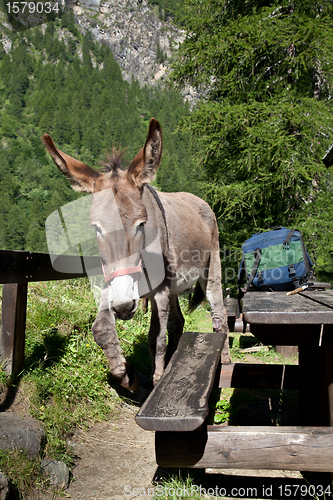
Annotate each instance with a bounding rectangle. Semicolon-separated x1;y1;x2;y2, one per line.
171;0;333;281
0;15;198;253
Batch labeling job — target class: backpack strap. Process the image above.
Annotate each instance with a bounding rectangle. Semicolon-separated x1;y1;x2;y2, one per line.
283;228;296;249
246;248;262;292
299;233;312;282
284;228;312;285
288;264;300;288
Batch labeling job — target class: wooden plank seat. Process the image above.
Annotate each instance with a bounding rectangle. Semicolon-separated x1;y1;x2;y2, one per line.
135;331;227;432
156;426;333;472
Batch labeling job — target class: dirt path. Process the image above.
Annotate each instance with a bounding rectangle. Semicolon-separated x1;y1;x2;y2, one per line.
30;399;333;500
67;406;157;500
33;404;157;500
35;402;319;500
36;403;304;500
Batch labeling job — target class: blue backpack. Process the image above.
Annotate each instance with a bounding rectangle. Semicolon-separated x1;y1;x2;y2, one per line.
238;227;313;292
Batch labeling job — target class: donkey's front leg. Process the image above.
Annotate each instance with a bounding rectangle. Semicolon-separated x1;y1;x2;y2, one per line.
148;290;170;386
92;288;139;391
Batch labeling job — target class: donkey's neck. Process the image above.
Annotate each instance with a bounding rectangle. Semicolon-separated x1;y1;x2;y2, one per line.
144;184;169;249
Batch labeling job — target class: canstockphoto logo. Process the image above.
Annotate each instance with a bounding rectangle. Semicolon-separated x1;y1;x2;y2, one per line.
45;190;165;307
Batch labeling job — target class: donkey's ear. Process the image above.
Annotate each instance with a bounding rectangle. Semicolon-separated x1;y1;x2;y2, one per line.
127;118;162;188
41;134;101;193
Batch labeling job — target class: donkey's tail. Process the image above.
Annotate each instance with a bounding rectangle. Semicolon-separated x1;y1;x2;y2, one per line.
188;282;205;313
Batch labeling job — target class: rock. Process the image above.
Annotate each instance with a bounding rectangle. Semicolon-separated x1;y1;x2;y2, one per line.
73;0;184;86
0;413;45;458
41;459;70;490
0;472;11;500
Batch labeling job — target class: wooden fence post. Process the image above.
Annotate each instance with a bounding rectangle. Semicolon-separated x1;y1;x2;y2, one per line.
0;283;27;380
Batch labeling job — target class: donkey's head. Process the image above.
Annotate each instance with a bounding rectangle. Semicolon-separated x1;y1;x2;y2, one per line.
42;119;162;319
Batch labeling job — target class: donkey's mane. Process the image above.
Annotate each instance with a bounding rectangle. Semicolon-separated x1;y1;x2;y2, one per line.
100;147;126;174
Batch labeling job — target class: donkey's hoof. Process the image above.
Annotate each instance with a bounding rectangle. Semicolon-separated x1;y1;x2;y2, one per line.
152;372;163;387
121;366;140;392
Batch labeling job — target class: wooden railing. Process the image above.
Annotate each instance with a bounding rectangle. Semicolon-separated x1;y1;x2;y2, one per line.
0;250;100;380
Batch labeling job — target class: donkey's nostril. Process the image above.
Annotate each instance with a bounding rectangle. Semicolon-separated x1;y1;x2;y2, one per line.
112;300;136;319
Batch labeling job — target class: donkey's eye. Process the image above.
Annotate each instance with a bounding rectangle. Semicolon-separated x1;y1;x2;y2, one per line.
92;224;103;237
134;220;146;228
134;221;145;237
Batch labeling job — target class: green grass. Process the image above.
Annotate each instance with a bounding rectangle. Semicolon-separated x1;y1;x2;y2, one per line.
151;476;206;500
22;280;118;463
0;449;46;498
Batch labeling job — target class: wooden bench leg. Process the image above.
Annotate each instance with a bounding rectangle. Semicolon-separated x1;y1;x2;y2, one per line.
299;332;329;427
0;283;27;380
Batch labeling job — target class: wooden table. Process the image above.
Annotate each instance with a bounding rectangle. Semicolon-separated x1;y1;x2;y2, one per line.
242;289;333;428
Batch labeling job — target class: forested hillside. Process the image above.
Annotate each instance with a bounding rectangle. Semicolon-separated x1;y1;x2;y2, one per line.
0;9;199;253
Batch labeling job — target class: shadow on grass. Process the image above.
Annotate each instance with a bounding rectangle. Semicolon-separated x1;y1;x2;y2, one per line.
107;329;152;406
228;387;299;426
0;385;18;412
24;329;69;372
0;330;69;411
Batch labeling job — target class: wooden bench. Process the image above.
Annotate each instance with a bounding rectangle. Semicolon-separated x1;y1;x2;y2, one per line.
136;331;227;432
136;319;333;473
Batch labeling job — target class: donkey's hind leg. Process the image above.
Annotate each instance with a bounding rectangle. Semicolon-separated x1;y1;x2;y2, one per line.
148;290;170;386
199;249;231;363
199;276;231;363
165;294;184;366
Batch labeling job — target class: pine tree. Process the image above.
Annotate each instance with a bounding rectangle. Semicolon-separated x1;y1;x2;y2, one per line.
171;0;333;280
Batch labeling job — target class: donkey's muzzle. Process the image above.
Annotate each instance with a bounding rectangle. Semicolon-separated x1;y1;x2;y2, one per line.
108;275;140;319
112;300;136;320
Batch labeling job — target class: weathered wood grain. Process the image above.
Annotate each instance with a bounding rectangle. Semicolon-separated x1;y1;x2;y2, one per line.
156;426;333;471
0;283;27;379
325;345;333;426
0;250;101;284
242;291;333;324
301;289;333;308
135;331;226;432
219;363;299;389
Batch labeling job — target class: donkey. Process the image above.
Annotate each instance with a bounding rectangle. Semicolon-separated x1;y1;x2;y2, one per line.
42;118;230;390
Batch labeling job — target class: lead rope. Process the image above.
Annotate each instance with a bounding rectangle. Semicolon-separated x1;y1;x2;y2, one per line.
101;257;143;285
